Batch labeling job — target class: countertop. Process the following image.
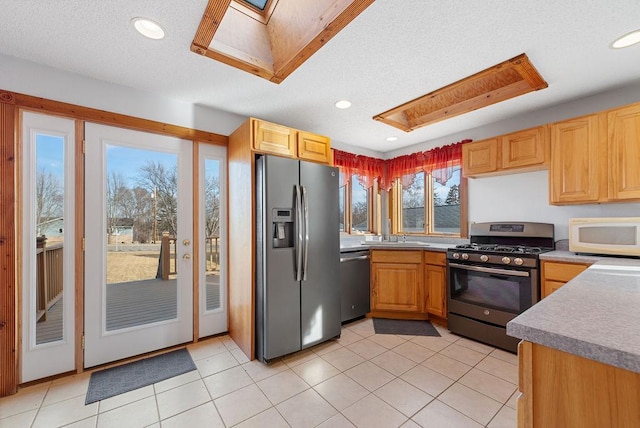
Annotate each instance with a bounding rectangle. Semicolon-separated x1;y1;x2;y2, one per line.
539;250;612;264
507;257;640;373
340;241;455;252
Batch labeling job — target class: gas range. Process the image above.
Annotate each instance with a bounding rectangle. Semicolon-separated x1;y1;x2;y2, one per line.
449;243;552;268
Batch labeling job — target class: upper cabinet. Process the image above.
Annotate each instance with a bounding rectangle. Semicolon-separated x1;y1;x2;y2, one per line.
549;103;640;205
251;118;332;164
608;103;640;200
549;113;606;204
462;125;548;177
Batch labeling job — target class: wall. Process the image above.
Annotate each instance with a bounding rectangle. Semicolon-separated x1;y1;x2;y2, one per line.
0;54;245;135
468;170;640;240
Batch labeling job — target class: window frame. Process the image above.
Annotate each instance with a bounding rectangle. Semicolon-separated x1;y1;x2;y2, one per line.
340;174;375;235
391;167;467;237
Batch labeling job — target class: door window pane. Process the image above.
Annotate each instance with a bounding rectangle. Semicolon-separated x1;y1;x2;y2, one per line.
433;166;461;234
105;146;178;331
402;172;425;233
35;134;65;344
204;158;221;311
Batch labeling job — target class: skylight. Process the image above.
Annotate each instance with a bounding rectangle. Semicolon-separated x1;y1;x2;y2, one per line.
242;0;269;10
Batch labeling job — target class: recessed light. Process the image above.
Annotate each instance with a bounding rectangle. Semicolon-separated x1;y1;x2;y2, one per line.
334;100;352;109
386;136;398;142
611;29;640;49
132;17;165;40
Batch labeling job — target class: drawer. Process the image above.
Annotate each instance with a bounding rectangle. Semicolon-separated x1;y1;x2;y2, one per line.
542;261;590;282
424;251;446;266
371;250;422;263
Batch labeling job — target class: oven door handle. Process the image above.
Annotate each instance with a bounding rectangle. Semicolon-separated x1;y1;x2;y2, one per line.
448;262;530;277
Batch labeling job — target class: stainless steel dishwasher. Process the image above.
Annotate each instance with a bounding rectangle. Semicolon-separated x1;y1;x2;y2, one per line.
339;250;370;323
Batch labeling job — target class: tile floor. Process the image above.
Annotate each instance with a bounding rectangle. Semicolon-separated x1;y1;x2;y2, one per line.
0;318;518;427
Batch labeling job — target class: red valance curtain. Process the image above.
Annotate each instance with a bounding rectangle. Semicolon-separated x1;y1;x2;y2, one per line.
333;139;470;191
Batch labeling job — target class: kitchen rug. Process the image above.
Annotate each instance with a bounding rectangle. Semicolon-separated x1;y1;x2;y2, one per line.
85;348;196;404
373;318;441;337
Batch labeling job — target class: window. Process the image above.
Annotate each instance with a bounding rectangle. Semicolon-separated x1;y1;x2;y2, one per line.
395;166;462;235
340;174;373;234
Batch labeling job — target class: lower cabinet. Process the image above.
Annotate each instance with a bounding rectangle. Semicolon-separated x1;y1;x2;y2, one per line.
540;260;591;299
424;252;447;318
370;250;425;319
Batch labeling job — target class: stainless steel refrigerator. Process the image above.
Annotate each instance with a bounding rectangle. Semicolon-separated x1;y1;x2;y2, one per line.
256;155;340;362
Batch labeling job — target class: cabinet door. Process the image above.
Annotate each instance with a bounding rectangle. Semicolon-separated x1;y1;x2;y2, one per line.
549;114;604;204
425;264;446;318
371;263;423;312
253;120;296;157
297;131;331;164
608;104;640;200
541;280;565;299
501;126;547;170
462;138;498;176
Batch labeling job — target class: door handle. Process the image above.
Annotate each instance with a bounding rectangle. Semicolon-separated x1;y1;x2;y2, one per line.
295;185;303;281
302;185;309;281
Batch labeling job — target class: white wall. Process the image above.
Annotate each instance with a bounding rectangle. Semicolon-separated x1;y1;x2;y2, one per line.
468;170;640;240
0;54;246;136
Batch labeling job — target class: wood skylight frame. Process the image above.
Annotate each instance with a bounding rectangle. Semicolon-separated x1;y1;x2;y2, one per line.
373;53;548;132
191;0;374;84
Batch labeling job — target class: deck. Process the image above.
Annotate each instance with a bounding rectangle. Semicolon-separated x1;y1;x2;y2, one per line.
36;274;221;344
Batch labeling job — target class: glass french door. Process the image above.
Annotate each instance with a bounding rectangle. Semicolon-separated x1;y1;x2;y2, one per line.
198;144;227;338
21;112;76;382
84;123;193;368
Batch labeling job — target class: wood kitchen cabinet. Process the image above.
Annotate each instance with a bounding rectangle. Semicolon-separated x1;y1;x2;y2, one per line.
517;341;640;427
252;118;332;164
540;260;591;298
608;103;640;201
550;103;640;205
463;125;547;177
549;113;607;204
424;251;447;319
370;250;426;319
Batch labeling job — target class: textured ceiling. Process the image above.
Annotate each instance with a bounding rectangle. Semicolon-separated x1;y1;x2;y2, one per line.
1;0;640;154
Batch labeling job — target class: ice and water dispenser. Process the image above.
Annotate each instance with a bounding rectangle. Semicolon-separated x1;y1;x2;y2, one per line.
272;208;294;248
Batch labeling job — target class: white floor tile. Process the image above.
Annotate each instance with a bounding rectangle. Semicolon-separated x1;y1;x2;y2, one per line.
400;365;455;397
438;383;502;425
344;361;395;392
374;378;434;417
412;399;482;428
410;336;452;353
346;338;387;360
276;388;337;428
292;357;341;386
334;329;364;346
283;349;317;368
214;384;272;427
487;405;517;428
455;337;495;354
313;374;369;411
371;350;417;376
242;359;288;382
194;350;239;378
32;395;98;428
439;343;488;366
320;347;365;372
0;409;37;428
421;353;473;380
506;390;519;410
42;373;91;406
202;366;253;400
96;395;158;428
368;333;407;349
257;369;309;405
65;415;98;427
155;379;210;420
153;370;201;394
310;339;343;356
187;338;227;361
458;368;518;403
476;356;519;385
0;382;49;419
234;407;289;428
392;341;436;363
160;402;225;428
316;413;357;428
489;348;518;366
342;394;407;428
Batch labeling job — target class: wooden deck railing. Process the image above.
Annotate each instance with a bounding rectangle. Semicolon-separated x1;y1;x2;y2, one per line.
158;234;221;279
36;242;64;322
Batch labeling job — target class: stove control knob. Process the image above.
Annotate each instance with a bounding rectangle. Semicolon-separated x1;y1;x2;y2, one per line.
502;256;511;265
452;253;460;259
461;253;469;260
480;255;489;262
514;258;524;266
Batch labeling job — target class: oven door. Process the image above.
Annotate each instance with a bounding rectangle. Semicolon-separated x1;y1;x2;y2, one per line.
447;262;538;326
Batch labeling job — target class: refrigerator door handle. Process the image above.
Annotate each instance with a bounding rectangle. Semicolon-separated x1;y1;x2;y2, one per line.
302;185;309;281
295;185;303;281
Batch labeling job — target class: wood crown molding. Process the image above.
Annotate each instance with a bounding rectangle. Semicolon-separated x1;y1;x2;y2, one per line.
373;53;548;132
1;89;227;145
191;0;375;84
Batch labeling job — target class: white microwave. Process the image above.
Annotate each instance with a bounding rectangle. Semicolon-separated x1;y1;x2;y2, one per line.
569;217;640;257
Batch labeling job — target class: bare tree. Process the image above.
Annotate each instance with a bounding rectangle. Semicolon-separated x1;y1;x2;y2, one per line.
106;171;131;243
35;167;63;233
204;174;220;237
137;161;178;236
351;200;368;231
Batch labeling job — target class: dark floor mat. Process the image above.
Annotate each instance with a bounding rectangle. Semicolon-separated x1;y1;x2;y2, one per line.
373;318;441;336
